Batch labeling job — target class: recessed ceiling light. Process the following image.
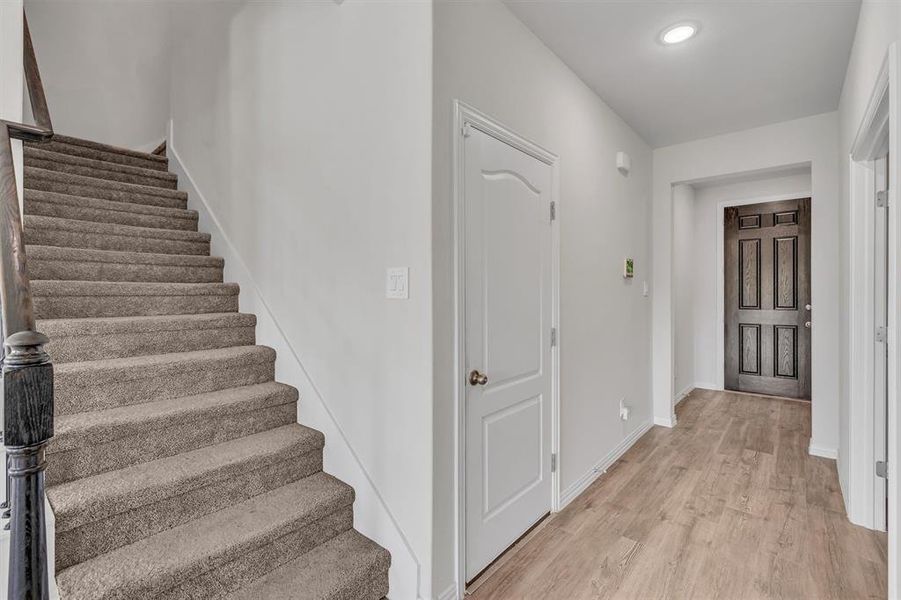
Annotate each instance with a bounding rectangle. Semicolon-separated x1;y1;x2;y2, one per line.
660;22;698;45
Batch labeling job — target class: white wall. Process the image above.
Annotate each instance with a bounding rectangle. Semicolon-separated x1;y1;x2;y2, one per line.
433;1;653;596
837;0;901;519
672;184;695;400
167;2;433;598
24;0;170;150
652;112;841;457
690;171;812;390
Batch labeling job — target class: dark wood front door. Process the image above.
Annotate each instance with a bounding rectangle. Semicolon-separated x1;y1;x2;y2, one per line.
724;198;811;400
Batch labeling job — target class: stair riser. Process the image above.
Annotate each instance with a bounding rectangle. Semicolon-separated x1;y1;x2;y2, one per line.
35;140;169;172
336;565;391;600
26;155;178;189
26;177;186;210
47;402;297;485
30;257;222;284
165;508;353;600
26;226;209;256
26;197;198;231
55;449;321;570
45;325;255;363
55;358;273;415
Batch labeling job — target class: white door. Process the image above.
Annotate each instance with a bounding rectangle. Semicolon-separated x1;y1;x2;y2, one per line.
464;126;554;580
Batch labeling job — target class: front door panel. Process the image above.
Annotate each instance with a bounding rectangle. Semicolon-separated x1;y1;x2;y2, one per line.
725;198;811;399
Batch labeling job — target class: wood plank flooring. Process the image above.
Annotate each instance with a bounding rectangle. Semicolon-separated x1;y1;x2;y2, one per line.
468;389;887;600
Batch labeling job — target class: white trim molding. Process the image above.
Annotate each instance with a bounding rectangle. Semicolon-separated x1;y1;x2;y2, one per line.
846;44;897;553
674;384;694;406
809;443;839;460
559;420;653;508
654;414;678;428
168;122;423;600
693;381;720;392
436;583;458;600
451;101;561;599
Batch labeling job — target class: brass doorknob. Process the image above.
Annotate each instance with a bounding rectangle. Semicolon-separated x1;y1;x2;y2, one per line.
469;370;488;386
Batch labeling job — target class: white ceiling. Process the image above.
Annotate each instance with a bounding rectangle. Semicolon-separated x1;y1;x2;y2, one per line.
504;0;861;148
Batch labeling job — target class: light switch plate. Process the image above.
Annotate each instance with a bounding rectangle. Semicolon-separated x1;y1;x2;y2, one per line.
386;267;409;299
642;281;649;297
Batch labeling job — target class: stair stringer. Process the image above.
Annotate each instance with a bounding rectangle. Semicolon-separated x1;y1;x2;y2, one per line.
168;129;422;600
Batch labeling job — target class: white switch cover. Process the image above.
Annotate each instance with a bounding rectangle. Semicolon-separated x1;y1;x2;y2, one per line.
642;281;649;297
386;267;409;299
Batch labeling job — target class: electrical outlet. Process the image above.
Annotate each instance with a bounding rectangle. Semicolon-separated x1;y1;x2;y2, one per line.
619;398;630;421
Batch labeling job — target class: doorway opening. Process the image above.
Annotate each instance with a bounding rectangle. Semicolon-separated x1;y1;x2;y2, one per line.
670;167;813;406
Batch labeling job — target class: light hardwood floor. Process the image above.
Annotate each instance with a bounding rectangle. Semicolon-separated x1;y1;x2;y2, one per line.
469;389;887;600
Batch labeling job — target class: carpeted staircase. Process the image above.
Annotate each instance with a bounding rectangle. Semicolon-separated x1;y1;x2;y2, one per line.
21;134;390;599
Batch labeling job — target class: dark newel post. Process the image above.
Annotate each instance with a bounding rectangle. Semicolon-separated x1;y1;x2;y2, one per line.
4;330;53;600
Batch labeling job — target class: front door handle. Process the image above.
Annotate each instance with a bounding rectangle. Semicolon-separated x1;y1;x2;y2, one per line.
469;370;488;386
805;321;811;329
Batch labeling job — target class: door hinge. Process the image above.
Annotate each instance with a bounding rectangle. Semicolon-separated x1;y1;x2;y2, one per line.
877;190;888;208
877;326;888;343
551;453;557;473
551;327;557;347
462;122;472;138
877;460;888;479
550;201;556;222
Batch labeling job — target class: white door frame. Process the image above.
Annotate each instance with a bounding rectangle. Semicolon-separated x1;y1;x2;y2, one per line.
849;42;900;595
714;190;812;392
452;100;561;597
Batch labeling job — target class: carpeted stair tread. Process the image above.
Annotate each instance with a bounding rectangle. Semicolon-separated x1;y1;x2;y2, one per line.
25;214;209;255
46;381;296;487
32;280;238;319
25;189;198;231
27;134;169;171
54;345;275;414
49;423;324;531
28;244;223;283
24;146;177;189
50;423;323;570
39;312;256;362
54;472;354;600
50;381;297;454
25;167;186;210
25;166;185;200
224;529;390;600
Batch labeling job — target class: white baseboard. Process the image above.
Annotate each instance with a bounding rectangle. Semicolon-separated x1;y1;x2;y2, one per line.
674;384;694;406
809;442;838;460
168;124;421;600
693;381;719;391
436;583;458;600
654;414;677;428
559;420;653;509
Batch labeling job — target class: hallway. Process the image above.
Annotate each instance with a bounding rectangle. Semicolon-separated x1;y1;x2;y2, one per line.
469;390;887;599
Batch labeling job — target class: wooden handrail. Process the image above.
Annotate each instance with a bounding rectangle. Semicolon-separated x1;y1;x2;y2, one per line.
1;12;55;600
0;15;51;340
